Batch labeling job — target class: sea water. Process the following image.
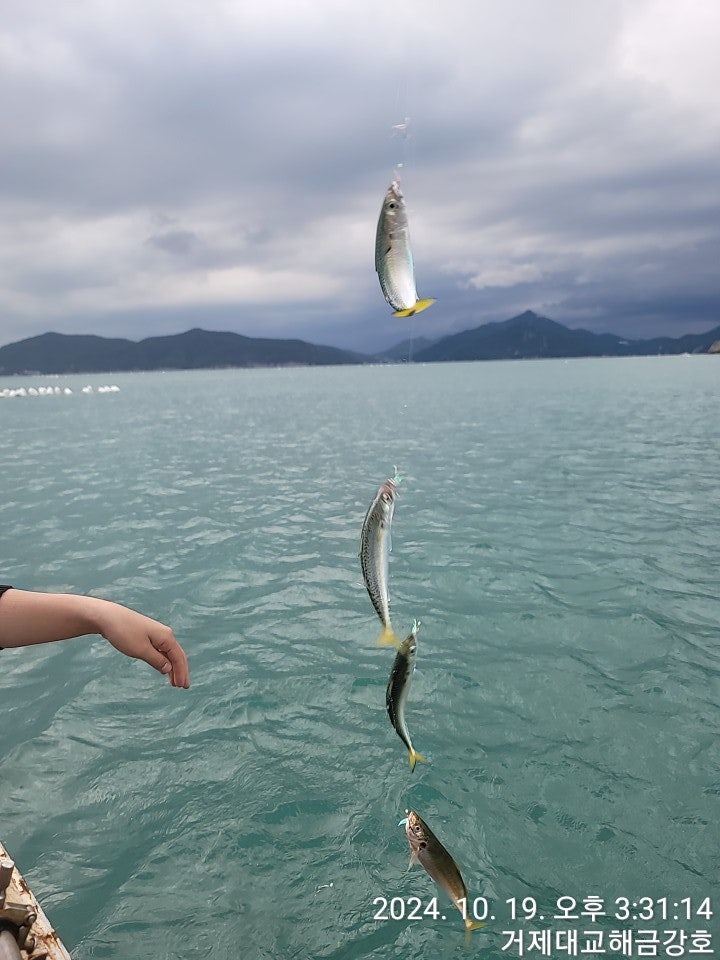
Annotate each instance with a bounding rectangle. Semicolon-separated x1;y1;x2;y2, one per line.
0;357;718;959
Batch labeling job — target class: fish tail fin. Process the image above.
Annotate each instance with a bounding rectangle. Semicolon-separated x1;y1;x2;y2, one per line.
393;298;436;318
465;919;487;944
377;626;402;648
408;749;428;772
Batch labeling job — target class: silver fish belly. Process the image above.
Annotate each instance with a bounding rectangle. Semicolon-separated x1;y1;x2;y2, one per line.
401;810;485;933
386;620;426;769
375;180;435;317
359;477;399;647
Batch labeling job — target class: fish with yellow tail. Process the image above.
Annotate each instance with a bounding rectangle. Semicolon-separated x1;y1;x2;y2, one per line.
399;810;486;938
359;472;401;648
386;619;427;771
375;179;435;318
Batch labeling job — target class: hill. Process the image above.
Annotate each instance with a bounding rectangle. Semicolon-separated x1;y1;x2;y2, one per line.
2;315;719;375
413;311;720;362
0;328;366;375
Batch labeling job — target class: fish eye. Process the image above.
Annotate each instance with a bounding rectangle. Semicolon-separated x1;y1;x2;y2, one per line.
382;492;391;503
388;201;396;209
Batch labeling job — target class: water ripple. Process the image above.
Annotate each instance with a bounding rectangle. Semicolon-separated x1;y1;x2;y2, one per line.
1;360;719;958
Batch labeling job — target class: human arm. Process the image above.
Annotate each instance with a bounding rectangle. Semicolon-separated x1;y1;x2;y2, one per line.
0;589;190;688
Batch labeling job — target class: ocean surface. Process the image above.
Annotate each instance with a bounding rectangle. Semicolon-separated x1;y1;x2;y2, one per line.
1;357;718;960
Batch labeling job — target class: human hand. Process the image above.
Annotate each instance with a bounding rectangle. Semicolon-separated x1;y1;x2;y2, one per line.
97;602;190;688
0;590;190;688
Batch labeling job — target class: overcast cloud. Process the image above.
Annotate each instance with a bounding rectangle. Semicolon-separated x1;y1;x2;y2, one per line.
1;0;719;351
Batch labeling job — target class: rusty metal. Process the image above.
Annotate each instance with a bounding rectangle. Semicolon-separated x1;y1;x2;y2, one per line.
15;928;30;953
0;908;34;928
0;860;14;903
0;843;71;960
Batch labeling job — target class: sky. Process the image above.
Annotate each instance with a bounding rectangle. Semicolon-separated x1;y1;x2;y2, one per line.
1;0;719;353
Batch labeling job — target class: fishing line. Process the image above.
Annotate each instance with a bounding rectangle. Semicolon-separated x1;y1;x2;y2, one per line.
390;8;415;186
377;0;432;364
389;15;418;364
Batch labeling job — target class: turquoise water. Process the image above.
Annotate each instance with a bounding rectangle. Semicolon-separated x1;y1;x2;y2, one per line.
1;358;719;959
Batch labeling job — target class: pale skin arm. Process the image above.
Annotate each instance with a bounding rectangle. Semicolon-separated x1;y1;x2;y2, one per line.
0;590;190;689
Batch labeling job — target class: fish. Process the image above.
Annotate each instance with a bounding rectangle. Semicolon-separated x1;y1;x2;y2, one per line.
359;474;401;647
386;619;427;770
375;179;436;318
399;810;486;935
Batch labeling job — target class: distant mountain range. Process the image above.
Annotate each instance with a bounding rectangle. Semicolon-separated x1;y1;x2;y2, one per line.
411;311;720;362
0;328;365;375
1;312;718;375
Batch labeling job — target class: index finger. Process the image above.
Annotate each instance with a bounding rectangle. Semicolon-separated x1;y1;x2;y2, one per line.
165;639;190;688
151;628;190;689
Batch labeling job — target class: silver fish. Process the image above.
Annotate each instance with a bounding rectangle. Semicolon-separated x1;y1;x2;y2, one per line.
386;619;427;770
375;179;435;317
399;810;486;935
359;475;400;647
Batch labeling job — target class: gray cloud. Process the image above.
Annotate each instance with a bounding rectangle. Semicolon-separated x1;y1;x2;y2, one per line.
1;0;719;352
145;229;200;257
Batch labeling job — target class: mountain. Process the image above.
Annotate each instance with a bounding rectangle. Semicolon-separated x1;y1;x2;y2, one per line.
414;311;720;362
0;328;366;375
2;314;719;375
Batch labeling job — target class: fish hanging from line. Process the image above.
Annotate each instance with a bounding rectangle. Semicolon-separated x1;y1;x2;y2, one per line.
375;179;435;318
399;810;486;937
359;471;401;648
386;619;427;771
